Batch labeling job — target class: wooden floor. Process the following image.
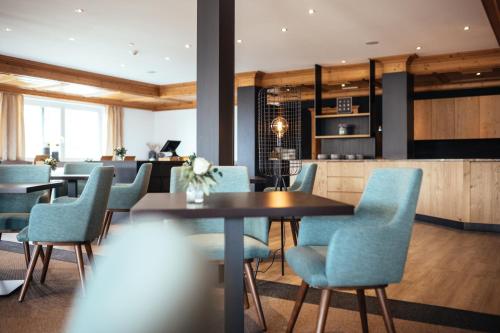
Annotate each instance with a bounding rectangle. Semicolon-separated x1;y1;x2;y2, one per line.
3;219;500;317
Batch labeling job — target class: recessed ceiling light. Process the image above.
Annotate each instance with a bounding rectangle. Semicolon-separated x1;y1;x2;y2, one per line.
341;83;346;87
68;37;76;41
164;56;171;61
74;8;84;13
416;46;422;50
476;72;481;76
128;42;135;47
308;9;315;15
147;70;157;74
281;27;288;32
464;26;470;31
120;64;126;68
236;39;243;44
341;60;347;64
365;41;379;45
185;44;191;48
4;27;12;32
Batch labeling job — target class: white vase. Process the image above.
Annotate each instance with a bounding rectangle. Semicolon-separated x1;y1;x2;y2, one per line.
186;183;204;204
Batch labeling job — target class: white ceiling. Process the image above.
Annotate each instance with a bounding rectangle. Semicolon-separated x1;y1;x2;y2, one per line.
0;0;496;85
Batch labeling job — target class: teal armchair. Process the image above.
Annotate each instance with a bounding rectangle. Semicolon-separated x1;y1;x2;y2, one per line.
0;165;51;266
63;162;103;196
285;168;423;333
263;163;318;275
97;163;152;244
170;166;269;330
17;166;114;302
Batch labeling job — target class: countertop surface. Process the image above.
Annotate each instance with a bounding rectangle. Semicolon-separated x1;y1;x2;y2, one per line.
306;158;500;162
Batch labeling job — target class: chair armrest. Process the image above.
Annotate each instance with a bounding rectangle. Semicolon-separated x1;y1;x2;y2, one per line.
107;183;140;210
298;215;360;246
325;224;410;287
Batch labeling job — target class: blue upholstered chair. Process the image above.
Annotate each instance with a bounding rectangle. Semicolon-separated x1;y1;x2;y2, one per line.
0;165;51;266
63;162;103;196
17;166;114;302
285;168;423;333
170;166;270;330
97;163;152;244
263;163;318;275
65;223;209;333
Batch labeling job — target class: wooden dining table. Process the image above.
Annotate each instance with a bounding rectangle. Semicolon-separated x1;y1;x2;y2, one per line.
0;180;64;296
50;174;90;197
130;191;354;333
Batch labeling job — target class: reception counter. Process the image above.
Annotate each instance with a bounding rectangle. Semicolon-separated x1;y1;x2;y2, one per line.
303;159;500;231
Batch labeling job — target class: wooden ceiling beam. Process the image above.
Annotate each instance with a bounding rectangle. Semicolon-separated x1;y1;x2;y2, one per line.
409;49;500;74
0;54;159;97
0;83;155;111
482;0;500;46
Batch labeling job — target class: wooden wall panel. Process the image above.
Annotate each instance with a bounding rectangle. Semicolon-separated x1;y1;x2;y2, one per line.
414;100;433;140
312;161;327;197
455;97;480;139
470;162;500;224
479;95;500;138
431;98;455;139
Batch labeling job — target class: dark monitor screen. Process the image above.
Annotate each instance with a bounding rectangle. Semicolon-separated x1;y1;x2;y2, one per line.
160;140;181;155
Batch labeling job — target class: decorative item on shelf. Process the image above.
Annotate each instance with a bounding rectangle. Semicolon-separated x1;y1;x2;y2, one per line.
43;144;50;156
345;154;356;160
180;153;222;204
258;86;302;190
337;96;353;114
114;147;127;161
146;143;161;161
317;153;329;160
355;154;364;160
44;157;58;171
338;123;354;135
51;144;60;161
330;154;344;160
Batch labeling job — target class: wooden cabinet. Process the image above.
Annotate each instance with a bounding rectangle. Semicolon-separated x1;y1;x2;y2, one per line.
414;95;500;140
305;159;500;225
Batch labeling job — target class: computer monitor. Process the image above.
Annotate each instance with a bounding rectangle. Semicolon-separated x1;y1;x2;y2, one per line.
160;140;181;157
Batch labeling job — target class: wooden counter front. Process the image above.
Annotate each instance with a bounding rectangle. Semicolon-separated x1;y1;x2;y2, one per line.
303;159;500;226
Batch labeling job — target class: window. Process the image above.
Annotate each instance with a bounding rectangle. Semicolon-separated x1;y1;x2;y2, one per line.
24;97;106;161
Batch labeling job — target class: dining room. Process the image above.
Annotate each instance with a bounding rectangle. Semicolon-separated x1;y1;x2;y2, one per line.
0;0;500;332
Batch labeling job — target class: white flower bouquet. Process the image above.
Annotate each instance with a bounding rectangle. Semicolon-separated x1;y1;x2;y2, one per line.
44;157;58;170
181;154;222;196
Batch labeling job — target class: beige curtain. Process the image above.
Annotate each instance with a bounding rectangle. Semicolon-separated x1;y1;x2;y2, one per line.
106;105;124;155
0;92;25;161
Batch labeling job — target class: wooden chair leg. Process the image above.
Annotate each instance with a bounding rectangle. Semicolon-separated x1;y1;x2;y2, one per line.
84;242;95;270
22;242;31;268
280;218;285;276
286;280;309;333
315;289;332;333
244;262;267;331
18;244;42;302
375;287;396;333
357;289;369;333
103;211;114;239
243;279;250;309
97;211;111;245
40;245;53;284
290;218;298;246
75;244;86;293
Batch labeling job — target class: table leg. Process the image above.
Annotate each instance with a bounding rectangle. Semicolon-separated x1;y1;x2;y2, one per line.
224;217;244;333
67;180;78;197
0;280;23;296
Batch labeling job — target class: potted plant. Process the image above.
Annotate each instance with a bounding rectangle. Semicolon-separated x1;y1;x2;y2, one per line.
44;157;58;171
114;147;127;160
181;154;222;203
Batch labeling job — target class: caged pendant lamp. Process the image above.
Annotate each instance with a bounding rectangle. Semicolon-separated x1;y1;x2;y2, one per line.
257;86;302;190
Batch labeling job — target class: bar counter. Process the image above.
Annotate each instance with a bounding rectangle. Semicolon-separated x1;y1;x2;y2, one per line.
303;159;500;231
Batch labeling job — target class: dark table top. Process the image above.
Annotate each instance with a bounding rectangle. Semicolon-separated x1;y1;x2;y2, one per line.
249;176;268;184
50;174;90;180
131;191;354;220
0;181;64;194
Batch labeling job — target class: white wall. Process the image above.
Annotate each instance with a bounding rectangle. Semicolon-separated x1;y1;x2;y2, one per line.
153;109;197;156
123;108;154;160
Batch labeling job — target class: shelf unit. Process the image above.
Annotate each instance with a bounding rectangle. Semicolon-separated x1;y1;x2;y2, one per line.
315;134;371;139
315;113;369;119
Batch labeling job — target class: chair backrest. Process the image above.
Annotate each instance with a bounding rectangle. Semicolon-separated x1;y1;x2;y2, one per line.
100;155;113;161
64;162;103;174
124;156;136;161
65;223;209;333
289;163;318;193
170;166;268;242
33;155;49;165
0;165;50;213
71;167;115;241
107;163;152;210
